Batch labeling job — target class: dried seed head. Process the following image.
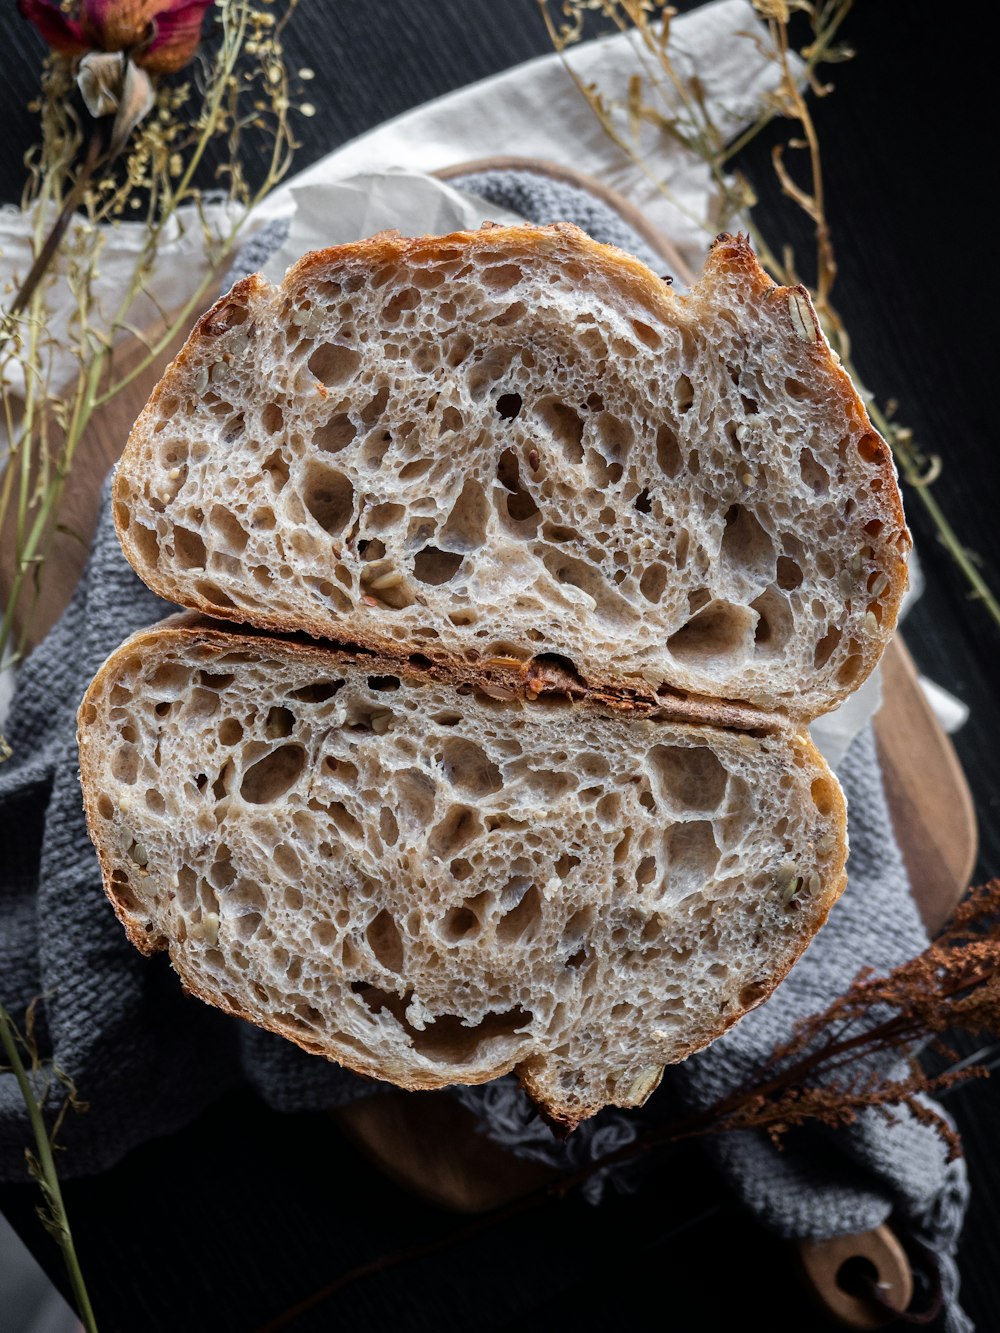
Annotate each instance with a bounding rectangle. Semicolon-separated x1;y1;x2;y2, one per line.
368;569;404;592
623;1064;665;1105
787;288;820;343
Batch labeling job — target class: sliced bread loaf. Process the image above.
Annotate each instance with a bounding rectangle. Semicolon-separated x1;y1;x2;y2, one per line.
113;224;909;724
79;616;847;1127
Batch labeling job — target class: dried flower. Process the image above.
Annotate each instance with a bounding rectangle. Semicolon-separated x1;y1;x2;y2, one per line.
77;51;156;152
17;0;214;75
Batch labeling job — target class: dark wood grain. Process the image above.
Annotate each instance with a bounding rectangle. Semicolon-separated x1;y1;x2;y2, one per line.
1;3;996;1332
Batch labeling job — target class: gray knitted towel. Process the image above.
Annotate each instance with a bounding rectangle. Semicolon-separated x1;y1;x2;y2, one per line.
0;170;970;1331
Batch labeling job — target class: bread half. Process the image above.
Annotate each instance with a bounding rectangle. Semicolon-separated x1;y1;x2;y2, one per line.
113;224;909;724
79;617;847;1127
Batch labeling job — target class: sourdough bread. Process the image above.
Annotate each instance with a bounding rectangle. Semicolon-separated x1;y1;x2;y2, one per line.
78;617;847;1128
113;225;909;723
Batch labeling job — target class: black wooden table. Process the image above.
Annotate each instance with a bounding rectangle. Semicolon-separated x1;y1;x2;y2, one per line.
2;2;997;1330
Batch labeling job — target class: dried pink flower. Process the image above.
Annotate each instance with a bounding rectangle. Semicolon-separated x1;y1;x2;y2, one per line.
18;0;213;75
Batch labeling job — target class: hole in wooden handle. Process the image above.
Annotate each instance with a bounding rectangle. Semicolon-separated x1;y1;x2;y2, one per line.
797;1224;914;1329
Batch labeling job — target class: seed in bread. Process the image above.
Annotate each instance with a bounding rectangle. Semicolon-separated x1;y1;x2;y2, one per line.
113;224;909;723
78;617;847;1128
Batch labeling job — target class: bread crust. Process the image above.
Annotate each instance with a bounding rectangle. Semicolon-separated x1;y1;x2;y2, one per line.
114;223;910;723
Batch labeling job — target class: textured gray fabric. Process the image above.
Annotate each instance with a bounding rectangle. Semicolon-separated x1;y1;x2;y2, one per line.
0;169;969;1330
454;170;668;276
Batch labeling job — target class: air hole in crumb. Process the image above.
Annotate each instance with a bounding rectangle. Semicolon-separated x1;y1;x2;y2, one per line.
631;319;661;349
368;675;400;691
537;398;584;464
483;263;523;290
634;488;653;514
776;556;804;590
656;422;682;477
496;392;522;421
173;525;207;570
131;523;160;569
739;981;769;1008
751;587;794;656
440;738;502;796
496;449;539;524
441;478;489;552
112;747;139;784
240;745;305;803
262;449;290;492
211;762;232;801
428;805;482;858
663;820;721;890
289;680;344;703
640;563;667;604
648;744;727;812
328;800;362;840
667;600;754;668
496;882;542;944
720;504;776;589
635;856;657;887
195;580;236;611
314;414;357;453
675;374;694;412
811;777;838;816
274;844;301;880
384;287;419;320
814;624;842;669
539;549;636;626
595;411;633;460
440;906;480;942
265;705;294;738
354;987;530;1064
837;652;864;687
413;546;463;585
308;343;361;385
261;401;283;435
207;506;249;556
367;909;404;972
799;446;830;495
857;432;883;464
379;807;399;846
144;789;165;814
303;463;353;534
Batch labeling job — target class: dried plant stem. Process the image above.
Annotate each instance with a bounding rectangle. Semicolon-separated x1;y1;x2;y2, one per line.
6;131;105;326
864;394;1000;628
0;1005;98;1333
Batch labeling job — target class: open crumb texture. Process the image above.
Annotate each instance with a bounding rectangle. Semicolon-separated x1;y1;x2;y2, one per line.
79;618;848;1126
